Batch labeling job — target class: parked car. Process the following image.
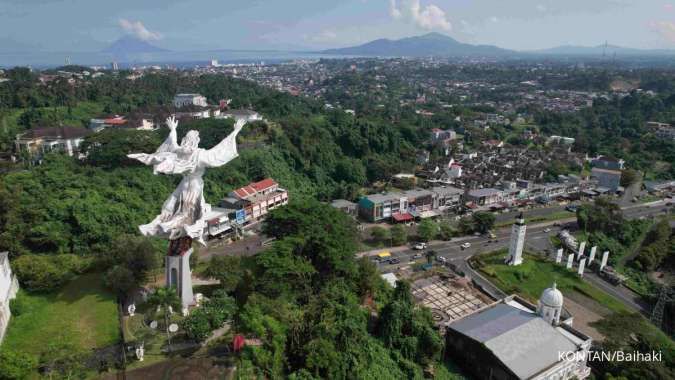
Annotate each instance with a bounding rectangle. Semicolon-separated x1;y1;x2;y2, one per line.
488;232;497;239
461;242;471;250
412;253;423;259
543;228;551;233
565;205;578;212
388;258;401;265
436;256;447;263
413;242;427;250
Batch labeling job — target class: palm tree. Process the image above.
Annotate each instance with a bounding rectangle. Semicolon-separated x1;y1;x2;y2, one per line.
425;249;436;265
147;287;181;343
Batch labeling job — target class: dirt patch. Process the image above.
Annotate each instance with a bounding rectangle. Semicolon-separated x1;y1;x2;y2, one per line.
649;270;674;286
106;357;235;380
563;297;605;342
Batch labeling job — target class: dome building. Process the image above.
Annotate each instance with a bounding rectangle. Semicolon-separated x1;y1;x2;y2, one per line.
538;282;564;325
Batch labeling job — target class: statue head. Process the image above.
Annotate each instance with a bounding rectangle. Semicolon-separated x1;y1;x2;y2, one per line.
180;130;200;152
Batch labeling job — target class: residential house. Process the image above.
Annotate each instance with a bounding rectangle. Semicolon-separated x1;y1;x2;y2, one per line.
330;199;358;217
174;93;208;108
15;126;91;159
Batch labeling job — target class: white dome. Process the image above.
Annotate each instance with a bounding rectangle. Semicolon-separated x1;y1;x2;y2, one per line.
540;282;563;308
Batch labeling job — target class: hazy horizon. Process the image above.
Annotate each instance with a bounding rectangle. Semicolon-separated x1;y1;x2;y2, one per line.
2;0;675;54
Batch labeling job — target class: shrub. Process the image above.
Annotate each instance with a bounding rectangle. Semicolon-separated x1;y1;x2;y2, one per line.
0;349;38;380
12;254;90;292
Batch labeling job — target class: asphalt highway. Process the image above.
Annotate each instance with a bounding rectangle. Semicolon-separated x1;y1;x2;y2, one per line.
371;199;673;314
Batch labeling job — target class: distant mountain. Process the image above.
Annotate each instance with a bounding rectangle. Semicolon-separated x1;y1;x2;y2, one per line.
102;35;169;57
322;32;514;57
533;44;675;56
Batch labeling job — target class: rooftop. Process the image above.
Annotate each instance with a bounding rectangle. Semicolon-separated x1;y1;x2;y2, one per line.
468;188;503;197
18;126;92;140
448;301;583;379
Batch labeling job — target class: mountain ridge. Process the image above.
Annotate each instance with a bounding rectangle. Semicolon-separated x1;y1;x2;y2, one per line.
102;35;169;57
321;32;514;57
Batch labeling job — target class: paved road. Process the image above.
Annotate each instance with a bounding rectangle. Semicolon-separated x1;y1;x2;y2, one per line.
370;199;673;314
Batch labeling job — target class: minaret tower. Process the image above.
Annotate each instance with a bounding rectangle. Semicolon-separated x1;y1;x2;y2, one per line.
505;212;526;266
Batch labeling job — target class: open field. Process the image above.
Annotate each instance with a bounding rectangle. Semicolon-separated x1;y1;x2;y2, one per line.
3;273;119;355
473;250;630;314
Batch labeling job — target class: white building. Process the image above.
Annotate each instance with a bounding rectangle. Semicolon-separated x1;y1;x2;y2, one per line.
445;288;591;380
15;126;92;159
0;252;19;343
221;109;263;123
173;93;208;108
506;213;526;266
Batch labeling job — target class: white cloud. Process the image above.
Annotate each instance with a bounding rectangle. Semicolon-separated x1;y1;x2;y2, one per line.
118;19;161;41
389;0;402;19
389;0;452;31
536;4;547;12
305;30;338;43
489;16;499;23
651;20;675;43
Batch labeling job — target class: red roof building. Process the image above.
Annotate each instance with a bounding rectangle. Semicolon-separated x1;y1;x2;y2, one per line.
223;178;289;225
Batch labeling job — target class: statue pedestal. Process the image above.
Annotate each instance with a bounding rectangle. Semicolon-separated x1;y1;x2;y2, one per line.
166;238;194;312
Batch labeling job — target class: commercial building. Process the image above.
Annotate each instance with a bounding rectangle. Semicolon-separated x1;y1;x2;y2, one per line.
221;178;288;226
358;186;465;222
590;167;622;193
466;188;504;206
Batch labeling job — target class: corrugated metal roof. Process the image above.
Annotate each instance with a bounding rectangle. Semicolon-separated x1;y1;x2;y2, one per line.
448;302;580;379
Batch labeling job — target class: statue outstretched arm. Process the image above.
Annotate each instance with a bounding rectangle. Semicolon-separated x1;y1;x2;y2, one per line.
127;116;181;171
200;119;246;168
156;116;180;153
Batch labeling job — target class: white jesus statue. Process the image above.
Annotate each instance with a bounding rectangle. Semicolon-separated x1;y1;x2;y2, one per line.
128;116;246;246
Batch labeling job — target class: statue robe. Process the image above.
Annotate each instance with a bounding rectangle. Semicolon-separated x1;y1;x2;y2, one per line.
128;121;244;245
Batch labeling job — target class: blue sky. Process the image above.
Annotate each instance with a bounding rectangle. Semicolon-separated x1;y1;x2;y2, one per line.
1;0;675;52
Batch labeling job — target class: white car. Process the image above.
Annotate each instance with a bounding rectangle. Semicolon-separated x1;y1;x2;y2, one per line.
412;253;423;259
436;256;447;263
543;228;552;233
413;242;427;250
461;242;471;249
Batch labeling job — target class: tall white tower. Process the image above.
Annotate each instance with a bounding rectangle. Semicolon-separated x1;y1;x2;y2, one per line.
538;282;564;325
505;212;526;266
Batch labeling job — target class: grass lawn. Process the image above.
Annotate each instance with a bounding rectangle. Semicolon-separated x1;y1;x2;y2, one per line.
3;273;119;355
474;250;629;314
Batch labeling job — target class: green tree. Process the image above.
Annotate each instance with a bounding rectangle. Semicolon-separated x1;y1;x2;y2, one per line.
472;212;496;234
370;226;391;246
104;265;136;298
0;350;37;380
417;219;439;242
620;169;641;187
390;224;408;246
438;220;457;240
457;217;476;235
147;287;181;340
577;197;624;237
203;255;243;292
377;281;443;365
